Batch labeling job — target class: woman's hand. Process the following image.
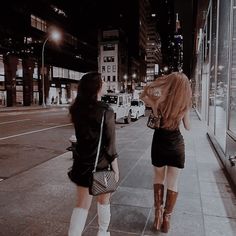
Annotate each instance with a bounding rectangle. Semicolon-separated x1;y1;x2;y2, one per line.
114;171;119;183
111;158;119;183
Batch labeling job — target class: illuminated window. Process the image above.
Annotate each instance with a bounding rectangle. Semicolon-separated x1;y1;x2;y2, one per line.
31;15;47;32
103;44;115;51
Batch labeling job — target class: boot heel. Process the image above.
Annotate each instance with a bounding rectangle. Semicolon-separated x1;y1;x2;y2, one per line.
161;213;171;233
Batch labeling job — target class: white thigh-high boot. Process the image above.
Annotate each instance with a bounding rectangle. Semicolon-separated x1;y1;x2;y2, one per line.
97;203;111;236
68;207;88;236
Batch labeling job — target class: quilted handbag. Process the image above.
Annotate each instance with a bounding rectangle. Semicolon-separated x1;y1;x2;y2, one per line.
89;169;117;196
89;111;118;196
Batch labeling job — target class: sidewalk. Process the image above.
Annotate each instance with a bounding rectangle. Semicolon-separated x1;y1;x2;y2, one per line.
0;110;236;236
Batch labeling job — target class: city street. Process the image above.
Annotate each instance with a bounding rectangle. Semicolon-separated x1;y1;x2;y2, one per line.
0;107;135;179
0;1;236;235
0;109;236;236
0;107;72;179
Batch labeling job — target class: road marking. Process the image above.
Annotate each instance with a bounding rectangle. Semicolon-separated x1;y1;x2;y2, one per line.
0;123;72;140
0;119;31;125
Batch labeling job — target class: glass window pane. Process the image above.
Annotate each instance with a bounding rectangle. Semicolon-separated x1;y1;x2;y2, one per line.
215;0;230;150
229;4;236;133
195;44;203;113
208;0;217;131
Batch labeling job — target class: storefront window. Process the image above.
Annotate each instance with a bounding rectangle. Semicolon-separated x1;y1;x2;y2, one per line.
208;0;217;131
215;0;230;150
229;2;236;134
195;46;202;113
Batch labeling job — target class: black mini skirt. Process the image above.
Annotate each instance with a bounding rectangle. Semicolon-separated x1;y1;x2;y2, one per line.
68;154;110;188
151;128;185;169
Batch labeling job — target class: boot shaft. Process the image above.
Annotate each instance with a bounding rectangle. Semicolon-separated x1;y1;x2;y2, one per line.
97;203;111;236
153;184;164;231
161;189;178;233
153;184;164;208
68;208;88;236
164;189;178;214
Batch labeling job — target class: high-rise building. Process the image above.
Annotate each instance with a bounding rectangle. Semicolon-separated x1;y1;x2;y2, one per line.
137;0;149;83
150;0;175;71
97;0;150;90
146;13;162;82
150;0;195;76
171;13;184;72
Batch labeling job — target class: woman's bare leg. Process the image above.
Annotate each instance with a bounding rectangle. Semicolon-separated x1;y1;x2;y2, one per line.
153;166;166;184
166;166;181;192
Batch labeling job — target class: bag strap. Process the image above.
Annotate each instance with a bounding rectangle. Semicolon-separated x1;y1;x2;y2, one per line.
152;108;162;117
93;111;105;173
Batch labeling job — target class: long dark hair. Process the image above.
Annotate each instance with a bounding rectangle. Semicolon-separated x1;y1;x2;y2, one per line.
69;71;102;124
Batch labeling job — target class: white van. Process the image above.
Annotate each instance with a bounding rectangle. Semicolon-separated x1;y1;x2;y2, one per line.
102;93;132;123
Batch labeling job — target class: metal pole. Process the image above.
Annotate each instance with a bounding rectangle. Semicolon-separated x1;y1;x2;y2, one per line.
41;37;49;107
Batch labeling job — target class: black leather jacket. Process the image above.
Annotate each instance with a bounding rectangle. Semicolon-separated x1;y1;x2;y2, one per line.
73;100;118;168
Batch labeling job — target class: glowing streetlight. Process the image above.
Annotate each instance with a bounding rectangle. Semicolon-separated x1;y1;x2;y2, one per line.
163;66;168;72
41;30;61;107
123;74;128;92
132;73;137;79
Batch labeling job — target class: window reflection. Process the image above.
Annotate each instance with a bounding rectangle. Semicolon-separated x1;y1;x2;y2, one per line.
208;0;217;130
229;6;236;134
215;0;230;150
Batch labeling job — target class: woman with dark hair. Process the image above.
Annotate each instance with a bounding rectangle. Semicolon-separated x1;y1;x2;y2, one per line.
140;72;192;233
68;72;119;236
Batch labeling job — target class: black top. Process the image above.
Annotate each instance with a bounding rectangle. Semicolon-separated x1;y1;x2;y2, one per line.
68;100;118;187
74;100;118;167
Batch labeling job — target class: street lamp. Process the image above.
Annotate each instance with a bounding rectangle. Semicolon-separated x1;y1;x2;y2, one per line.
131;73;137;92
123;74;128;93
132;73;137;79
41;30;61;107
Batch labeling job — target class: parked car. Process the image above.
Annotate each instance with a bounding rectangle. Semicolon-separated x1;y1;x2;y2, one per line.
101;93;132;123
130;99;145;120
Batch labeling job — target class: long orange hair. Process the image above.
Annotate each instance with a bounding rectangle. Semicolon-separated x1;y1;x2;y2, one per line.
143;72;192;130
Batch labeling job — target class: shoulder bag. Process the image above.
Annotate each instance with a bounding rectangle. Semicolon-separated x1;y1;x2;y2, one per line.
89;111;118;196
147;110;162;129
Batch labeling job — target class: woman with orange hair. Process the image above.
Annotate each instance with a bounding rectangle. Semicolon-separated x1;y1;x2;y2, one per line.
140;72;192;233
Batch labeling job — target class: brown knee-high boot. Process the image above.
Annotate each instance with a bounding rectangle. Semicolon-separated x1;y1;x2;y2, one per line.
161;189;178;233
153;184;164;230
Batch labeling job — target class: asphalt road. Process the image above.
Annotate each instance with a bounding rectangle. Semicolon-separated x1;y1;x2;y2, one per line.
0;107;134;180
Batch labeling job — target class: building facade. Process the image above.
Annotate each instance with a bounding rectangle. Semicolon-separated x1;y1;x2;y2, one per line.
98;29;128;93
193;0;236;186
146;13;162;82
0;0;98;107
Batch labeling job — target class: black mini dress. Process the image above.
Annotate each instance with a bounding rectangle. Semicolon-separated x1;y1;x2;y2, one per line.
151;127;185;169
